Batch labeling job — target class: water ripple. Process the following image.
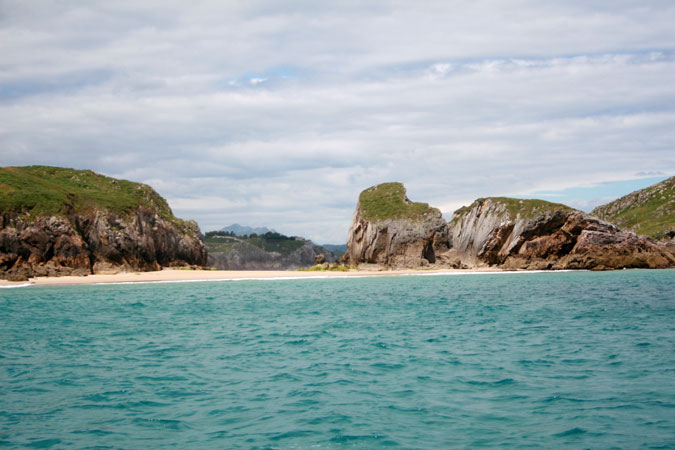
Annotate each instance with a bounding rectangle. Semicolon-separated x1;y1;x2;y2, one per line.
1;269;674;448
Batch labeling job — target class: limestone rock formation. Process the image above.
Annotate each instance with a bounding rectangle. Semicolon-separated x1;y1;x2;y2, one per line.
449;198;674;270
341;183;450;268
342;183;675;271
0;166;207;280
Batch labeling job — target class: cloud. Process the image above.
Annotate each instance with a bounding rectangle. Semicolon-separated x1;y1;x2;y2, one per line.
1;1;674;243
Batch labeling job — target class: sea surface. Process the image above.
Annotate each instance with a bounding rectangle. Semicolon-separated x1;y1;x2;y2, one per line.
1;270;674;449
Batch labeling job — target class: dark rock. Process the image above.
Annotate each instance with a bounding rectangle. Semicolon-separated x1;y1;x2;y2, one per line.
0;208;207;279
448;200;675;270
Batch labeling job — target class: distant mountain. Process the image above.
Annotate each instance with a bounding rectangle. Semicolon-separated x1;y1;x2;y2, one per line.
591;176;674;241
220;223;275;236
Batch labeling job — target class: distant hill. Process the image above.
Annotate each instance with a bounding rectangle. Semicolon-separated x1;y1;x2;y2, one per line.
205;230;336;270
220;224;275;236
321;244;347;259
591;176;674;241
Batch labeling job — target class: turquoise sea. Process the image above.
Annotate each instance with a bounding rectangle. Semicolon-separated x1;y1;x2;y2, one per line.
1;270;674;449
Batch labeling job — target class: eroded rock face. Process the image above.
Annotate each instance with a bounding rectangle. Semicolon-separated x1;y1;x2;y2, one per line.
0;208;207;280
448;199;675;270
342;204;450;269
343;186;675;271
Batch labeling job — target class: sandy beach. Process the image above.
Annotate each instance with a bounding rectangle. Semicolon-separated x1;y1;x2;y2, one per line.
0;267;509;288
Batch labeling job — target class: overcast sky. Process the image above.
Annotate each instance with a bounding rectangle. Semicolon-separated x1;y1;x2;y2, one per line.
1;1;674;243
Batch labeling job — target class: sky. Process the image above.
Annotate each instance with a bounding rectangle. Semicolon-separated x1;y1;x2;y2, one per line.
1;1;674;244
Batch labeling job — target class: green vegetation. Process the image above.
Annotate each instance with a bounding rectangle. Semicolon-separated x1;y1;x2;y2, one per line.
1;166;168;216
490;197;576;220
321;244;347;259
299;265;351;272
202;236;238;253
452;197;576;222
358;182;437;221
205;230;237;238
203;231;239;253
247;233;305;254
203;231;305;256
591;176;674;240
0;165;195;234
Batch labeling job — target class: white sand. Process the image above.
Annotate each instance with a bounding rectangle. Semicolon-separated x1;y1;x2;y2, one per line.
0;267;507;287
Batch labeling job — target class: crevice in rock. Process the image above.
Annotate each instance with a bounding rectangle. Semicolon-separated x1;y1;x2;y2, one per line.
423;238;435;263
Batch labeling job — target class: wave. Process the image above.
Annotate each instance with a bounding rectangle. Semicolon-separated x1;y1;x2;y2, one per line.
0;282;31;289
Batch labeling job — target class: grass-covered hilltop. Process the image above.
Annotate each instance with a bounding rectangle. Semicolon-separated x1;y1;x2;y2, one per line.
451;197;576;223
591;176;675;241
0;165;194;235
0;165;206;280
357;182;439;221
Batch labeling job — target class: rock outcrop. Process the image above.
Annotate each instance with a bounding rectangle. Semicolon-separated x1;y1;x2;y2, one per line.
342;183;675;271
0;166;207;280
448;198;674;270
341;183;450;268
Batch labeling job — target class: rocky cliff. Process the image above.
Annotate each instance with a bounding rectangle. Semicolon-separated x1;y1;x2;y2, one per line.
341;183;450;268
0;166;207;280
591;176;674;241
343;183;675;270
448;198;674;270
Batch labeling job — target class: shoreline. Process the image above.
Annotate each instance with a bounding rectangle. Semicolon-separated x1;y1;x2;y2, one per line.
1;267;511;288
2;267;672;288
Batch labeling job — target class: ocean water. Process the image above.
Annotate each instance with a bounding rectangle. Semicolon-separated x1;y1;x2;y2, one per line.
1;270;674;449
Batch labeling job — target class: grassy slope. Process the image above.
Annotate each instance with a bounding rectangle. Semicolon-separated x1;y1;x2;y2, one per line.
358;182;436;221
591;176;674;240
452;197;576;222
0;165;194;233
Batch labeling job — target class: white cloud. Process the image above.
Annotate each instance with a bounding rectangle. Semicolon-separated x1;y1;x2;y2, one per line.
1;1;674;243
